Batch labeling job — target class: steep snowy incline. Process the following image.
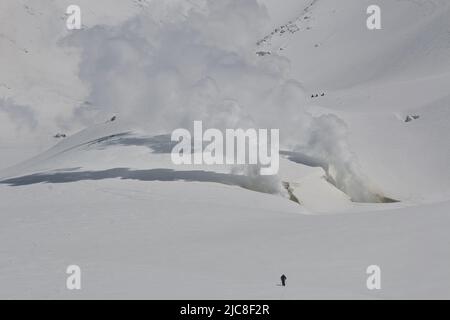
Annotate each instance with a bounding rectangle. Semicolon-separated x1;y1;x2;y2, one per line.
257;0;450;201
0;0;204;169
258;0;450;89
1;119;385;214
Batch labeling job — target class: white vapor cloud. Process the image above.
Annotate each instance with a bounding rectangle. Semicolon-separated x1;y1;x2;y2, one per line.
63;0;382;201
0;0;384;201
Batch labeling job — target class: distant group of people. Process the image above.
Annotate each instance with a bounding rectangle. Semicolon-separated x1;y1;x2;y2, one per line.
53;115;117;139
405;114;420;123
311;93;325;98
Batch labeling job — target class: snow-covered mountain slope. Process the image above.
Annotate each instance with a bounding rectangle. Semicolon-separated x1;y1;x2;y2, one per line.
1;0;450;299
258;0;450;88
257;0;450;202
0;119;369;213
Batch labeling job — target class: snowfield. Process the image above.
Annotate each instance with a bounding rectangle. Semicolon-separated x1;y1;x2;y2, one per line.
0;0;450;299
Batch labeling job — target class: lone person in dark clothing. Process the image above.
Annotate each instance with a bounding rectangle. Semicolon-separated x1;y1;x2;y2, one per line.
281;274;287;286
